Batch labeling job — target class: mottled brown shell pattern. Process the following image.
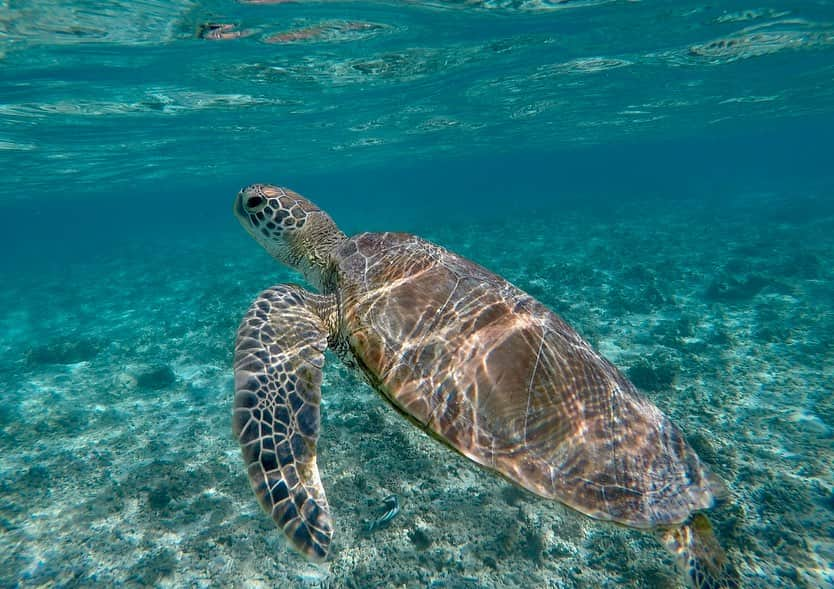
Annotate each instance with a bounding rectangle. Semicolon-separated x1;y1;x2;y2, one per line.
332;232;718;528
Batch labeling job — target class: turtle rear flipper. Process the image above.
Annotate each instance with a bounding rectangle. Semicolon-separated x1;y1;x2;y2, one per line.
660;513;740;589
233;284;336;561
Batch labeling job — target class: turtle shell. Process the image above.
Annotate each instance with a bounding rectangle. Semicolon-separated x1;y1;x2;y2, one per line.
332;232;719;529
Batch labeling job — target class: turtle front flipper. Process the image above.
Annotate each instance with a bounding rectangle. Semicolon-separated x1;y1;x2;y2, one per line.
233;284;336;561
660;513;741;589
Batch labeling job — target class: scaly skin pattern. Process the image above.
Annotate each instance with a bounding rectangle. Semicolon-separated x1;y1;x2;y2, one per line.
661;514;740;589
233;284;336;561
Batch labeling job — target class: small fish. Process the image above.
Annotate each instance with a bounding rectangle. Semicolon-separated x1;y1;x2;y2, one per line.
367;494;400;532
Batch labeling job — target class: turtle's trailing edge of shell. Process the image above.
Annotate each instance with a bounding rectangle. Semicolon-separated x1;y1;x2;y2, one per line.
231;184;741;588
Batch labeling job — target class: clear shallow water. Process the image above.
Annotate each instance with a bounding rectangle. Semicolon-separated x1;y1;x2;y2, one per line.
1;1;834;588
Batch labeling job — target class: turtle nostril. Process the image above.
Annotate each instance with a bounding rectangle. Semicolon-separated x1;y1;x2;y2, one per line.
245;195;265;211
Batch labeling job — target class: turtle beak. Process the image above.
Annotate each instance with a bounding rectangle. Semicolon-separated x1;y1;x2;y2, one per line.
233;190;247;223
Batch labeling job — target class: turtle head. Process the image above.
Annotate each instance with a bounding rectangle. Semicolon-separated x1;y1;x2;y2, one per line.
234;184;345;290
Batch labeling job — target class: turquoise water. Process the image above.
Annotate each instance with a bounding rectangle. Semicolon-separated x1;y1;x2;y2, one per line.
2;1;834;587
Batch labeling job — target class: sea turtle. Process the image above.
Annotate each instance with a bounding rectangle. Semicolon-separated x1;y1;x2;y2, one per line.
231;184;740;588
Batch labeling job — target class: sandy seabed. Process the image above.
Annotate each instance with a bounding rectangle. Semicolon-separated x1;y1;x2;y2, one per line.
1;193;832;588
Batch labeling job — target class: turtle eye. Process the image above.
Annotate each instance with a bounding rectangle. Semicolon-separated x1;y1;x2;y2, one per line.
244;194;266;212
